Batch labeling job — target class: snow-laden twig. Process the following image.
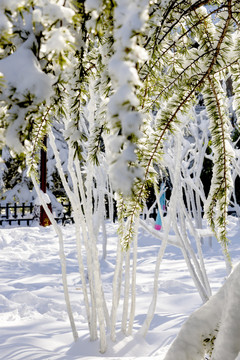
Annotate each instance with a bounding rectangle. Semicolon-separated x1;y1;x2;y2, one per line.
121;247;130;334
49;129;92;335
111;232;124;341
31;175;78;342
181;204;212;298
139;219;182;248
140;132;182;336
127;216;139;335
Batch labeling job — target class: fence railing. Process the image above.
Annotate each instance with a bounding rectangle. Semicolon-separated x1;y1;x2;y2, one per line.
0;202;73;226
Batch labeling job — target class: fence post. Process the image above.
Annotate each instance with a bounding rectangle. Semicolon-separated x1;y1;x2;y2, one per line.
6;203;9;219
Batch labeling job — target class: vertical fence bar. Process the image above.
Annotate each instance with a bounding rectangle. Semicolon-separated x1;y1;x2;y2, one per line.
0;203;2;226
14;203;17;218
22;203;25;217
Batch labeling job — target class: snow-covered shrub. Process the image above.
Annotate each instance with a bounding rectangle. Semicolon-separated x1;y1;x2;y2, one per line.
1;0;240;356
164;263;240;360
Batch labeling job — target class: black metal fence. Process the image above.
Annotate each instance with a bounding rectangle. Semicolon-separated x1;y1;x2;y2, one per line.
0;202;73;226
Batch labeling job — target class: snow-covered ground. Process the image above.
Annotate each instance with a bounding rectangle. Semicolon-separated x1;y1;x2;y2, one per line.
0;216;240;360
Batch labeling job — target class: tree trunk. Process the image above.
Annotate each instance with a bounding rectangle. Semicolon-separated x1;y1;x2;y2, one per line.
40;136;51;226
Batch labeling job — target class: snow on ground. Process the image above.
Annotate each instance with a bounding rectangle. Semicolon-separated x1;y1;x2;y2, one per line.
0;216;240;359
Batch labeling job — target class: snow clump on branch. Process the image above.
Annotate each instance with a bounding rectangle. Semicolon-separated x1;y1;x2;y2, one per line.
107;0;148;196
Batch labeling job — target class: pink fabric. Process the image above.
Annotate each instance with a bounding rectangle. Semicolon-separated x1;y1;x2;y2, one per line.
163;205;166;210
154;224;162;230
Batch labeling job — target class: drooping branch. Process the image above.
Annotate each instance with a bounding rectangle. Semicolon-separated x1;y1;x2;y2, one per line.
120;0;233;249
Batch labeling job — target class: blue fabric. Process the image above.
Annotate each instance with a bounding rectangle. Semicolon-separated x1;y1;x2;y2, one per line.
155;184;166;228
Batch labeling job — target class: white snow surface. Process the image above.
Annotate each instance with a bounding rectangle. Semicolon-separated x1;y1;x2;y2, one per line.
0;216;240;359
